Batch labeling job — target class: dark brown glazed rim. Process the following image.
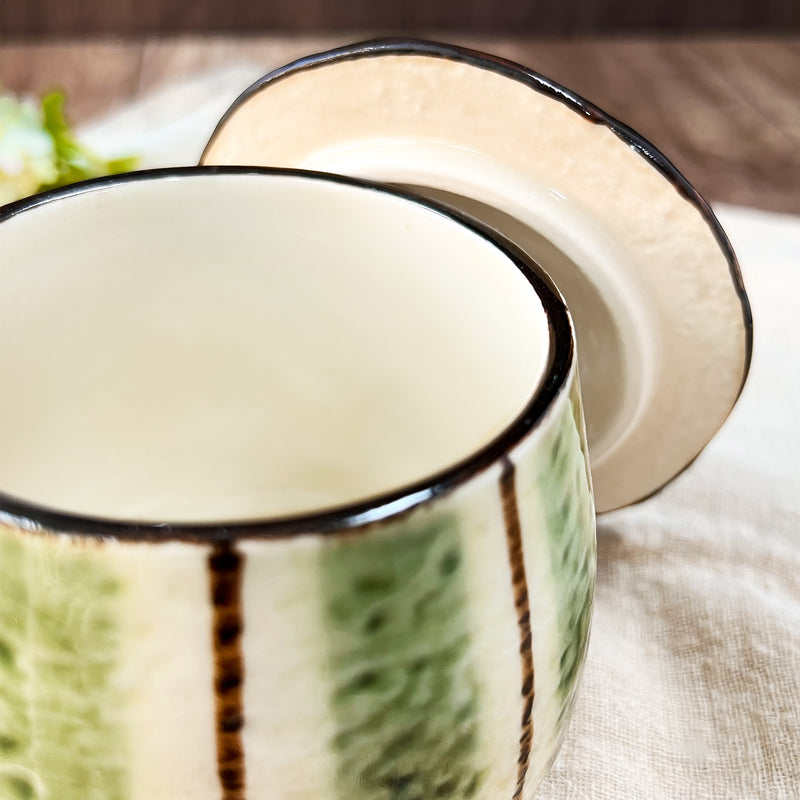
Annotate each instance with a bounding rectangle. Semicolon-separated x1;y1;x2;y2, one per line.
204;37;754;510
0;165;574;543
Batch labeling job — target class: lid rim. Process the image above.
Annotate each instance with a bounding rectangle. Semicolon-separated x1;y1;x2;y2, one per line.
203;36;752;401
202;37;753;513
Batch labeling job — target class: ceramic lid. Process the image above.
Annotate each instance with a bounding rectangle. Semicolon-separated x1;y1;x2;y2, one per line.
202;39;752;513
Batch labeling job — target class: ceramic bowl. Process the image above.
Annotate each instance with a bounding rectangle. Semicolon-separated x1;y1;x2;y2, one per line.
0;167;593;800
203;38;753;513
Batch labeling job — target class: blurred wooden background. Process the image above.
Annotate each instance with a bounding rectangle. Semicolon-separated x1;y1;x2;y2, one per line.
1;0;798;36
1;1;798;213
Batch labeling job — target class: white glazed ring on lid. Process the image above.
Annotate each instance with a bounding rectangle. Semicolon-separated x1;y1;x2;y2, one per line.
202;38;753;513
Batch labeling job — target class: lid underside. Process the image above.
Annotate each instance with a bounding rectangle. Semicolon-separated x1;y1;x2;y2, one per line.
202;39;752;513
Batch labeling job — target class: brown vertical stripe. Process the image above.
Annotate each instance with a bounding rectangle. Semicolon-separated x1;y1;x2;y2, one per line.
209;543;247;800
500;456;534;799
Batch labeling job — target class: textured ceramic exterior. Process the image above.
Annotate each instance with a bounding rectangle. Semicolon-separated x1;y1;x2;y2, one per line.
0;363;594;800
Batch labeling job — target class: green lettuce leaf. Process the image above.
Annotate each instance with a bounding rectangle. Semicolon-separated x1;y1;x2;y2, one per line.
39;92;137;190
0;89;137;206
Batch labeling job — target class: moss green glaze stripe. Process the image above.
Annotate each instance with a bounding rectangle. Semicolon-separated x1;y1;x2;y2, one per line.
538;391;595;702
209;544;247;800
0;526;128;800
499;459;535;800
321;514;486;800
0;531;34;800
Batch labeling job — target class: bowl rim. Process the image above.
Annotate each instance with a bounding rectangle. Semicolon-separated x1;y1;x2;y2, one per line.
0;164;574;543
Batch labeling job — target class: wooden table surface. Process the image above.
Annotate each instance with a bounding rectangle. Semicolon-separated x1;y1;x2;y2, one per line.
1;35;798;214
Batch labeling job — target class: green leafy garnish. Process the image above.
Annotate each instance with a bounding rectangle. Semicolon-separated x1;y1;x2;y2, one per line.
0;89;137;206
39;92;137;190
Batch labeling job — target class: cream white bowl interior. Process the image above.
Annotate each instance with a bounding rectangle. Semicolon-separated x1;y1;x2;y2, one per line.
0;172;551;522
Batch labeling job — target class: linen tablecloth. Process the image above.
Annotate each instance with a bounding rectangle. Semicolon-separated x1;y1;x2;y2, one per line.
80;68;800;799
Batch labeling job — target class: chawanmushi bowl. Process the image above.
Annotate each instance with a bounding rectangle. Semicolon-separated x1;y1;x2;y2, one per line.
0;166;590;800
